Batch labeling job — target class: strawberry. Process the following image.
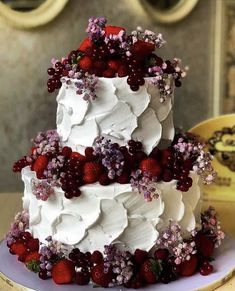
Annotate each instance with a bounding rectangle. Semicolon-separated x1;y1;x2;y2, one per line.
10;242;27;256
25;251;41;264
79;38;92;52
140;258;161;284
51;259;75;285
91;263;113;287
102;68;116;78
26;238;39;252
79;56;92;71
33;155;48;178
105;25;125;36
133;40;155;57
195;232;215;258
118;65;128;77
134;249;148;265
71;151;86;162
83;162;102;184
140;158;162;178
108;60;120;72
179;255;198;276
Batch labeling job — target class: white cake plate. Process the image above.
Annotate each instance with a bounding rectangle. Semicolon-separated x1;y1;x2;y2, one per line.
0;238;235;291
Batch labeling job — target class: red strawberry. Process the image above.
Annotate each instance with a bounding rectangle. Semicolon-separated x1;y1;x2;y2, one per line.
102;68;116;78
134;249;148;265
33;155;48;178
10;242;27;256
51;259;75;285
25;251;41;264
179;255;198;276
108;60;120;72
79;56;92;71
71;151;86;162
133;40;155;57
140;259;160;284
118;65;128;77
195;233;215;258
91;263;113;287
83;162;102;184
79;38;92;52
140;158;162;178
26;238;39;252
105;25;125;36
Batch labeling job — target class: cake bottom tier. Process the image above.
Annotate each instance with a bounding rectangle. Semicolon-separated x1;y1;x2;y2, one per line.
22;166;202;253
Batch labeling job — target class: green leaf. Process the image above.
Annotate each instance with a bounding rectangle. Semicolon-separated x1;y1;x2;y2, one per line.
26;260;40;273
150;258;163;280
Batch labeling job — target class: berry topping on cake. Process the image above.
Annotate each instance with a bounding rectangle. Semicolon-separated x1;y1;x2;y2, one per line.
140;158;162;178
51;259;76;285
179;255;198;277
46;17;186;96
140;258;161;284
83;162;102;184
91;263;113;287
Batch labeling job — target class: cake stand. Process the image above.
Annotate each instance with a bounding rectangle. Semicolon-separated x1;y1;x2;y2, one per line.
0;238;235;291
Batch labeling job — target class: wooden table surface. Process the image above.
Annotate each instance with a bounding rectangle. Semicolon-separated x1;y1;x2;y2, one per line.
0;193;235;291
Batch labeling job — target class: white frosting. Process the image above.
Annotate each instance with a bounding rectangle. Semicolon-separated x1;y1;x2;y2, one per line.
57;77;174;154
22;167;201;253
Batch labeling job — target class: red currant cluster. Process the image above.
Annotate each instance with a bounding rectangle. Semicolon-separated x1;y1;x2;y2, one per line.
68;248;103;285
47;62;65;93
60;156;84;199
12;156;31;172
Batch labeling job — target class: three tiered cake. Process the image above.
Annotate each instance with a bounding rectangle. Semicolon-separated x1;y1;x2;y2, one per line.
6;17;224;288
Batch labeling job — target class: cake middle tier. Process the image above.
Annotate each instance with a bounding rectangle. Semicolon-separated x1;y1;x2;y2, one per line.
22;166;202;253
56;77;174;154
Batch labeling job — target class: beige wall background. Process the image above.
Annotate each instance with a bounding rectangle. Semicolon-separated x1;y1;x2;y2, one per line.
0;0;215;192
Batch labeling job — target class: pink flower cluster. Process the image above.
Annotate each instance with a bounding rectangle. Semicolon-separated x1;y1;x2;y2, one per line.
174;134;217;184
201;206;225;248
157;221;197;265
6;210;29;246
103;244;133;287
130;169;161;202
131;26;166;48
31;179;55;201
32;130;61;156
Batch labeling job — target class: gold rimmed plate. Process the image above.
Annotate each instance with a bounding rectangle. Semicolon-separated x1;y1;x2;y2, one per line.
189;114;235;202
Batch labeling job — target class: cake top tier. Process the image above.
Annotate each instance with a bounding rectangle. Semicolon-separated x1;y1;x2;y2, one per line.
47;17;186;100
